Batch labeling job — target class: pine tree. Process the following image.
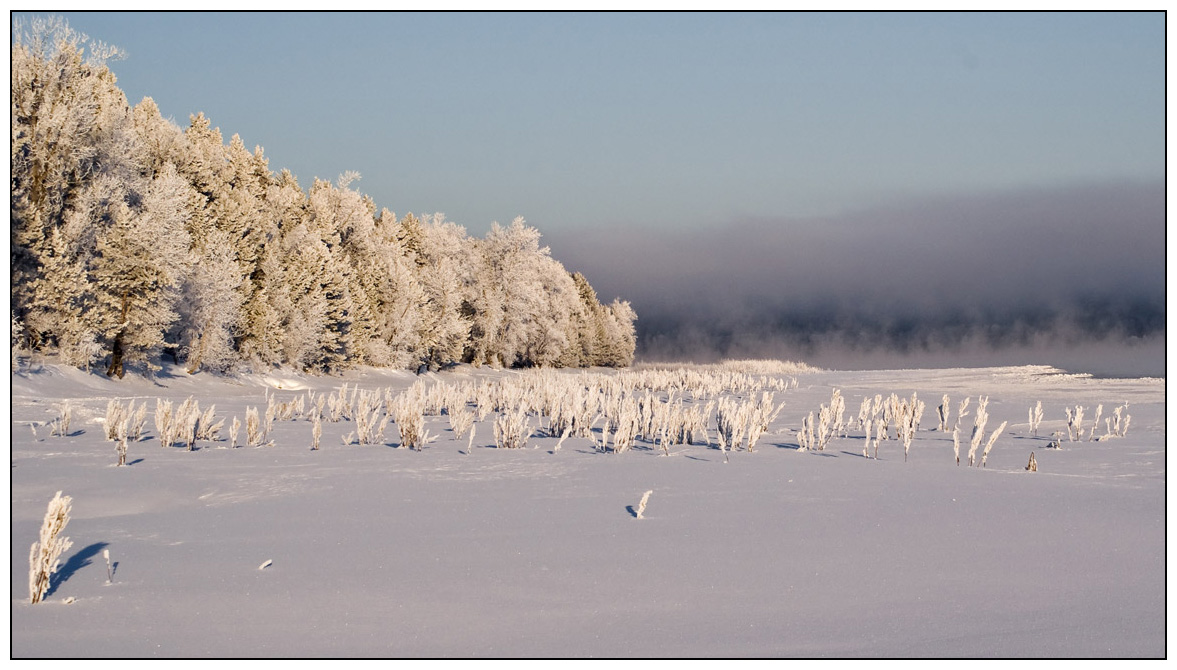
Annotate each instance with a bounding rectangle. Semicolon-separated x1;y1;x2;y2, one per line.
92;166;191;377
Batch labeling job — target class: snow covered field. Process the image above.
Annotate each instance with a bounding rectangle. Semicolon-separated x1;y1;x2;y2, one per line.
10;361;1165;658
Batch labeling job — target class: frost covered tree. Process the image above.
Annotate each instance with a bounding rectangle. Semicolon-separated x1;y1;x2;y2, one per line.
11;17;126;300
175;228;244;373
91;165;191;377
410;214;474;369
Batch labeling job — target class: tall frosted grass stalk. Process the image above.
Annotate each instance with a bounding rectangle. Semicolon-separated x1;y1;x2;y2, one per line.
311;413;322;451
968;397;989;467
863;419;873;458
29;491;72;604
937;394;951;432
553;426;569;454
980;421;1007;468
635;490;653;519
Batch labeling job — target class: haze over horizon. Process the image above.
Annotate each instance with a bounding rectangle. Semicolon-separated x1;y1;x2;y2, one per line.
27;11;1166;375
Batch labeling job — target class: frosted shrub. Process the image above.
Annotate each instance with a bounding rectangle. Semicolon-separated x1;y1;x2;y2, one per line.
745;392;784;452
474;381;494;421
1064;405;1084;442
715;396;748;455
229;416;241;449
952;425;962;465
898;404;916;462
797;412;815;452
154;399;175;448
245;406;267;447
196;405;224;442
714;424;730;463
494;408;531;450
979;420;1007;468
1088;405;1102;442
1108;403;1131;438
129;401;147;442
956;396;971;429
829;388;846;437
311;413;322;451
608;400;640;455
873;420;884;459
390;393;431;450
1026;451;1038;472
354;391;389;446
815;401;835;451
29;491;72;604
682;400;714;446
179;401;199;451
1028;401;1044;437
913;397;926;432
104;399;127;441
795;388;842;452
326;385;347;422
114;419;129;466
50;401;72;437
448;404;475;442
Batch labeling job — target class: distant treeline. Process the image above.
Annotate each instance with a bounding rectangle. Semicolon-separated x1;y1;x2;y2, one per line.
11;17;636;377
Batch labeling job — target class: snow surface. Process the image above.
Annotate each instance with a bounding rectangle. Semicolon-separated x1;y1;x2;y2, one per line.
9;361;1165;658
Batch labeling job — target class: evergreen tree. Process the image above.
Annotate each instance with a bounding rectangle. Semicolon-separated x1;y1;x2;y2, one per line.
91;166;191;377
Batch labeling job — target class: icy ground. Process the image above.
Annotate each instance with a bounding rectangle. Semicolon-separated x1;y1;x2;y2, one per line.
9;361;1166;658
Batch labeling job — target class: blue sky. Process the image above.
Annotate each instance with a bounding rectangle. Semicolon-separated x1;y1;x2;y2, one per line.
38;11;1164;235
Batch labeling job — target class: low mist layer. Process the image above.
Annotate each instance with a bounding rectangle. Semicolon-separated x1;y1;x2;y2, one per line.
549;181;1165;376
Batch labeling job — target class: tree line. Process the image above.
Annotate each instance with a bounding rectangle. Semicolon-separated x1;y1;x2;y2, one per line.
11;17;636;377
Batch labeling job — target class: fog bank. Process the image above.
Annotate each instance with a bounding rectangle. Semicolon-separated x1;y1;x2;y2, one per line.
547;181;1165;376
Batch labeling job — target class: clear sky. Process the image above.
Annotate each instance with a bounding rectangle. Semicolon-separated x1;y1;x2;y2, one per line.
35;11;1164;235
